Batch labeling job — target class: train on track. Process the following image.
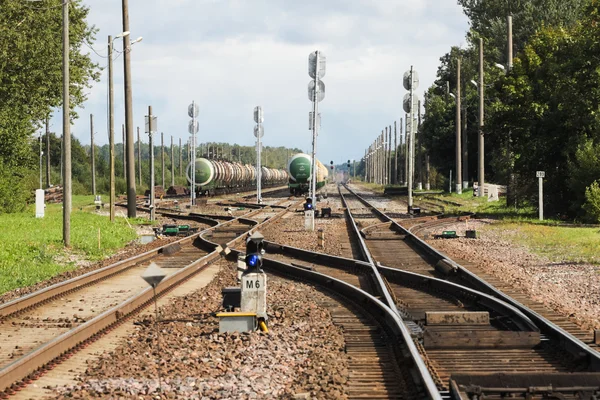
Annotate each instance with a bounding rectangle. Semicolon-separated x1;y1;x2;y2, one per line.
287;153;328;196
186;158;288;196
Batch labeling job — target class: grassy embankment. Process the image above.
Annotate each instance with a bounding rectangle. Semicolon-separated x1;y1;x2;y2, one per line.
358;183;600;265
0;196;148;295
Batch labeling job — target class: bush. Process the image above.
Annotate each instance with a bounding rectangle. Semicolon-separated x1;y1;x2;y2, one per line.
583;181;600;223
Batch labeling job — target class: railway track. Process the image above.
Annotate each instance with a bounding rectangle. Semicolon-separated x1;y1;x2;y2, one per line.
0;199;296;398
339;183;600;398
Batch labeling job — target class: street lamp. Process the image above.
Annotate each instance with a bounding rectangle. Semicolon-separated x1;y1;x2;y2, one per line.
494;63;506;72
108;31;130;223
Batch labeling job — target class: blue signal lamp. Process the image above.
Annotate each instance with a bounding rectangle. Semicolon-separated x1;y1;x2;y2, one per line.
246;254;260;268
245;231;265;270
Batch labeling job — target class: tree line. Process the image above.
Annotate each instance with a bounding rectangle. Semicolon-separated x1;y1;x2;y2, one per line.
421;0;600;221
31;131;301;200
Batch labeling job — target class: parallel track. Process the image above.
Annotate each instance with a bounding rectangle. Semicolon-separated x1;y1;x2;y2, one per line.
0;199;295;398
340;183;600;399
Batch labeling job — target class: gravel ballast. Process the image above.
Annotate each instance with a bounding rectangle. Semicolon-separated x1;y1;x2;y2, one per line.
53;261;348;399
424;219;600;331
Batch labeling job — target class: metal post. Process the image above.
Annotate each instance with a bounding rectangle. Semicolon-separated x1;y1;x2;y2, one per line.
257;128;262;203
478;37;485;197
310;51;320;210
408;67;414;210
455;57;463;194
122;0;136;218
45;115;51;188
161;132;165;188
90;114;96;195
538;174;544;221
171;136;174;188
137;127;142;186
108;35;115;223
148;106;155;221
191;100;197;206
62;0;71;246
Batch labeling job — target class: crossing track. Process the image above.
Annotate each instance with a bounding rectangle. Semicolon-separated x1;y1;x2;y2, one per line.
339;183;600;398
0;199;296;398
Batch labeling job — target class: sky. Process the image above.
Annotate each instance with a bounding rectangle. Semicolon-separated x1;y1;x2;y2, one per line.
48;0;469;166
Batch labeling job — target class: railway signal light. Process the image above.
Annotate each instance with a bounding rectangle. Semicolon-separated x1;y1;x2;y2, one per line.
347;159;351;169
304;197;313;210
245;231;264;271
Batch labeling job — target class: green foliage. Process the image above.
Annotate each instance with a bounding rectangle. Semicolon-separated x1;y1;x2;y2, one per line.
0;0;99;213
583;181;600;223
0;196;137;295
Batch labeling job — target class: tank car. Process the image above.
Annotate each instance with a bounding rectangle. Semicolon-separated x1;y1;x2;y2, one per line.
287;153;328;196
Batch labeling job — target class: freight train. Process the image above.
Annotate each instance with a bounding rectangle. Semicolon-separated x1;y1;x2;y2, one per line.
287;153;328;196
186;158;288;196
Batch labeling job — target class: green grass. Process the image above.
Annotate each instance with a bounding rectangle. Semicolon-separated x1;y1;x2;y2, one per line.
0;195;144;295
485;222;600;264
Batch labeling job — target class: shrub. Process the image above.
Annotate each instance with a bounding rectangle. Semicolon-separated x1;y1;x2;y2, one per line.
583;180;600;223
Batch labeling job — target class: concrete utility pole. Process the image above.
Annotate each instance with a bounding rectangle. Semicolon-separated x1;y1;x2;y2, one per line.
455;57;463;194
39;134;43;189
462;105;468;190
161;132;165;188
122;124;126;179
417;101;423;190
90;114;96;195
399;117;403;184
404;114;409;186
62;0;71;246
478;37;485;197
388;125;392;185
384;127;388;184
426;154;431;190
394;121;398;185
537;171;545;220
45;115;51;188
122;0;136;218
148;106;155;221
179;138;182;177
137;127;142;186
508;15;513;71
171;136;174;187
108;35;116;223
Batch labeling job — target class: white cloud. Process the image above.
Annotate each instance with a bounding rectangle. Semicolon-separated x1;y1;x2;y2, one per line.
56;0;468;165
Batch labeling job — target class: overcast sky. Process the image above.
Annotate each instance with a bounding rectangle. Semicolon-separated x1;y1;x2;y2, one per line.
49;0;469;165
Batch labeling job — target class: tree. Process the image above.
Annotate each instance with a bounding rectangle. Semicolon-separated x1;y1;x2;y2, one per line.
0;0;99;212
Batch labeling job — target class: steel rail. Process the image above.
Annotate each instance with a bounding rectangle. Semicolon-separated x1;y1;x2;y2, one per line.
336;184;442;400
0;204;294;395
343;183;600;369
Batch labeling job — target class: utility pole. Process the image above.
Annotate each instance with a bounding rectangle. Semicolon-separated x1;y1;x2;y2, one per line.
171;136;174;187
62;0;71;246
179;138;182;177
308;50;325;213
122;124;126;180
161;132;165;188
108;35;116;222
90;114;96;195
478;37;485;197
394;121;398;185
384;127;388;185
455;57;463;194
137;127;142;186
45;115;51;188
462;105;468;190
148;106;155;221
404;114;408;186
388;125;392;185
506;14;516;207
417;101;423;190
122;0;136;218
